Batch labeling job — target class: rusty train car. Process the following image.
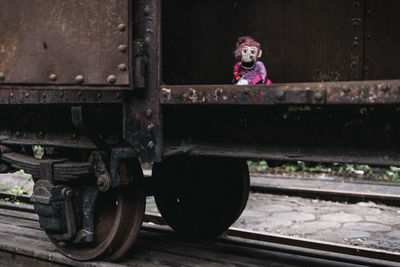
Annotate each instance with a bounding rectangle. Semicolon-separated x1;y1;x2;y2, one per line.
0;0;400;261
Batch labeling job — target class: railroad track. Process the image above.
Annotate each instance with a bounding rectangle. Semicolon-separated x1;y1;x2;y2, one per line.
144;170;400;207
0;199;399;266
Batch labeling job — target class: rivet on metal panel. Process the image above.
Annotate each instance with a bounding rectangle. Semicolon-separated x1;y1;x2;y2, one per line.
97;92;102;98
75;75;84;84
25;93;29;99
107;75;117;84
144;5;152;16
145;36;151;45
146;109;153;118
147;124;154;132
9;93;13;98
118;45;127;53
118;64;127;71
0;72;5;81
352;18;362;27
118;24;126;32
49;74;57;81
314;91;323;102
107;75;117;83
342;86;351;93
275;90;284;101
147;141;154;150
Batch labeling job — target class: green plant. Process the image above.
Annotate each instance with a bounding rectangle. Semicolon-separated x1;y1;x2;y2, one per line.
385;166;400;181
247;160;269;172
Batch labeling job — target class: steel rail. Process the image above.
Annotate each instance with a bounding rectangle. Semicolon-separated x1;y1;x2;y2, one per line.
250;183;400;207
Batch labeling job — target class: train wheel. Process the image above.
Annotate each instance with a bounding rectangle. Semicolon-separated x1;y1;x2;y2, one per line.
49;161;145;261
153;156;249;240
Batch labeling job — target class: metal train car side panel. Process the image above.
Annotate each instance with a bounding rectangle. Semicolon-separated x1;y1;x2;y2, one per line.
0;0;130;86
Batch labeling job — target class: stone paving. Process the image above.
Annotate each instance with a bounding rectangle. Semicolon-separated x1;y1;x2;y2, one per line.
234;193;400;252
145;191;400;252
146;173;400;253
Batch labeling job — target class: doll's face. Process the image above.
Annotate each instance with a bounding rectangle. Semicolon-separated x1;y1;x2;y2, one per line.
241;45;261;69
241;46;258;63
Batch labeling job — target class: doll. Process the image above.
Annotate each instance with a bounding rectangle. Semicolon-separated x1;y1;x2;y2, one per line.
233;36;271;85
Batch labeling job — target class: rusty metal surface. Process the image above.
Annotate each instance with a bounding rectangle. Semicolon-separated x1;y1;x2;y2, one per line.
124;0;162;162
0;0;130;85
160;80;400;105
0;88;123;104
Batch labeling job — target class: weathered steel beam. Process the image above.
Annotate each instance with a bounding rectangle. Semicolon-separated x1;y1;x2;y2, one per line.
0;88;123;104
160;80;400;105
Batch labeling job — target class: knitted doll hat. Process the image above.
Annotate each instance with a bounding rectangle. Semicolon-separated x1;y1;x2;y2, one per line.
235;36;261;60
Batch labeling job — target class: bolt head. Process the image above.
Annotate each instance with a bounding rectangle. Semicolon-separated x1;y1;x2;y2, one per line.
275;90;284;100
0;72;5;80
118;23;126;32
147;124;155;132
146;108;153;118
147;141;155;150
118;45;127;53
75;75;84;83
118;63;127;71
314;91;323;101
107;75;117;84
342;86;351;93
49;74;57;81
24;93;29;99
144;5;152;15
